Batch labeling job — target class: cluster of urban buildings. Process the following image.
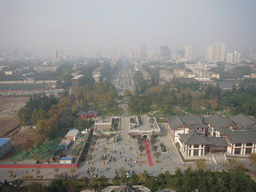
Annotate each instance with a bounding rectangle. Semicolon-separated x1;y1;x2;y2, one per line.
126;43;256;64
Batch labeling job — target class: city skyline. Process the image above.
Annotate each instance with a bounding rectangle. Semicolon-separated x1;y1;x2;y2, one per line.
1;0;256;58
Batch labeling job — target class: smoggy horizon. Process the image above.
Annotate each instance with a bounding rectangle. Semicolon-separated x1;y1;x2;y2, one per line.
1;0;256;58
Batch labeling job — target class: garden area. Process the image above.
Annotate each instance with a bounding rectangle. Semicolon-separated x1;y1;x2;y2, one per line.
11;140;58;162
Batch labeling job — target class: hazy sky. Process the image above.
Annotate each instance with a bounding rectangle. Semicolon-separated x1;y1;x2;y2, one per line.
1;0;256;57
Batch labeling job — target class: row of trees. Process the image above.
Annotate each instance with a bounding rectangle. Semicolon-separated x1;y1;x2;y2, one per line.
25;167;256;192
128;80;256;116
18;82;121;147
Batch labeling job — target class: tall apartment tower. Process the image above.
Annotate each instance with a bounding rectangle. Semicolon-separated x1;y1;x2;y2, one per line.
184;46;192;59
233;51;241;64
249;47;256;61
140;43;146;59
160;45;171;61
129;48;136;60
205;45;214;61
226;53;233;63
213;43;225;62
206;43;225;62
55;49;59;60
95;50;101;59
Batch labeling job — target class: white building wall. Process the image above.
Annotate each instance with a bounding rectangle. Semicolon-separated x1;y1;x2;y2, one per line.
174;128;191;143
187;144;205;156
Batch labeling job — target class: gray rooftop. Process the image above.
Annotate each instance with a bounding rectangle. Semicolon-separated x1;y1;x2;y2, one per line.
231;114;256;130
203;115;240;134
179;130;211;145
226;131;256;143
168;115;207;130
206;137;229;147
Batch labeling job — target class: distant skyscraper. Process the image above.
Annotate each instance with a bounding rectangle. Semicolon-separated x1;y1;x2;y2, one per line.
160;45;171;61
233;50;241;64
205;45;214;61
226;53;233;63
95;50;101;59
177;50;185;58
140;43;146;59
129;48;136;60
249;47;256;61
184;46;192;58
213;43;225;62
56;49;59;60
205;43;225;62
13;48;19;58
111;48;117;59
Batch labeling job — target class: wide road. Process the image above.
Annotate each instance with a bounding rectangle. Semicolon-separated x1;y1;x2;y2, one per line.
115;59;134;96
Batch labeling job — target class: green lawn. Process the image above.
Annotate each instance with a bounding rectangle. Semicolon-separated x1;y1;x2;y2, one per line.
11;140;59;162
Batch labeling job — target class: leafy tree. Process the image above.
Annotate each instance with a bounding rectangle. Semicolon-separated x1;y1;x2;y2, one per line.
112;175;121;186
152;146;157;153
154;152;161;160
194;159;207;170
47;178;66;192
23;138;34;152
233;164;249;172
150;137;157;147
89;177;98;189
120;174;128;185
26;182;46;192
130;173;139;185
98;175;108;187
233;66;251;78
249;153;256;166
18;107;30;126
138;145;145;154
123;89;131;97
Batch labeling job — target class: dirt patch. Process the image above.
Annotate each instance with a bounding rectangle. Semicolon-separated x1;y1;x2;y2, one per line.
0;96;28;137
0;96;31;161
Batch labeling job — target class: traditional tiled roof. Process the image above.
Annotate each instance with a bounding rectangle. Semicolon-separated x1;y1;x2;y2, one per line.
167;115;207;130
179;130;211;145
225;131;256;143
88;110;98;115
203;114;240;134
76;110;87;116
206;137;229;147
231;114;256;130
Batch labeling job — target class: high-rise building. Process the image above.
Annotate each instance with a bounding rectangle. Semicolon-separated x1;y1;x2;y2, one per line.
95;50;101;59
160;45;171;61
140;43;146;59
249;47;256;61
205;45;214;61
129;48;136;60
185;46;192;58
205;43;225;62
111;48;117;59
56;49;59;60
233;51;241;64
13;48;19;59
213;43;225;62
226;53;233;63
177;50;185;58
